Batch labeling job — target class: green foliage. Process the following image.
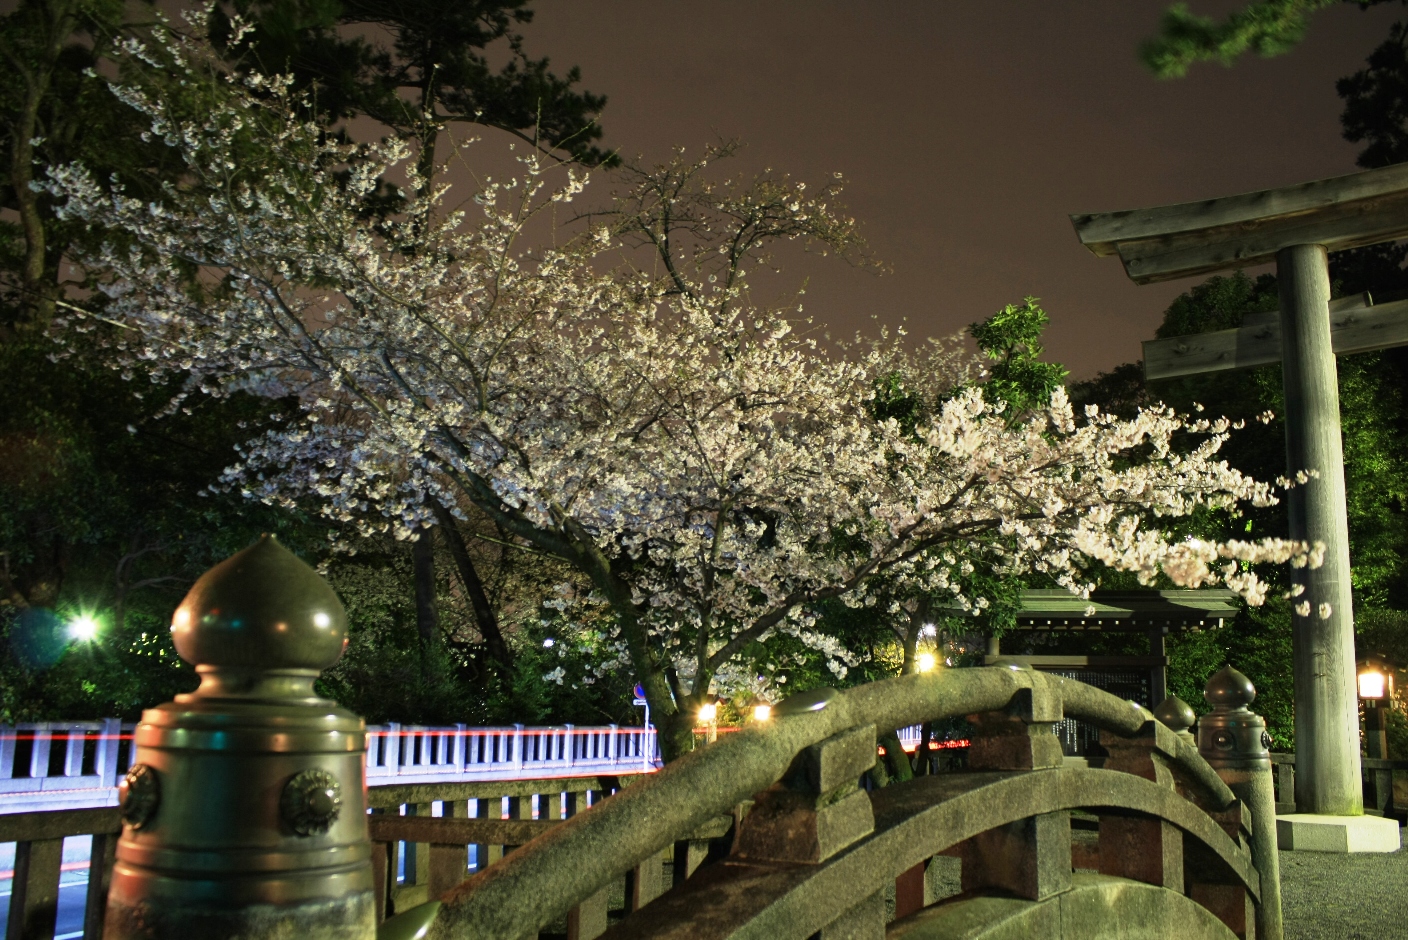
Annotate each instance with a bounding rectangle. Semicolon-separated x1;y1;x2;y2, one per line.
969;298;1069;419
1384;704;1408;759
0;334;326;722
1071;261;1408;747
1140;0;1338;79
1358;607;1408;660
0;0;178;330
1172;601;1296;748
317;549;639;726
868;371;924;439
1155;271;1280;338
1339;18;1408;168
1;606;198;724
214;0;613;167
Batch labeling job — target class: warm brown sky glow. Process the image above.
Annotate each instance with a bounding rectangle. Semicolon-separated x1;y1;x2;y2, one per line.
522;1;1403;379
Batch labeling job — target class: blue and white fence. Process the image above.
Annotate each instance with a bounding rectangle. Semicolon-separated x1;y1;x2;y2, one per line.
2;720;661;814
0;719;948;815
365;722;660;784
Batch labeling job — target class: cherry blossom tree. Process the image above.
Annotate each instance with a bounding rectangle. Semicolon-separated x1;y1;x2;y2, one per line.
43;21;1322;759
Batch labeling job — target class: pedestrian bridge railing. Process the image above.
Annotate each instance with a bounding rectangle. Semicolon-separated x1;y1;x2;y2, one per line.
0;773;652;940
0;721;662;814
365;723;660;785
2;669;1282;940
0;721;130;813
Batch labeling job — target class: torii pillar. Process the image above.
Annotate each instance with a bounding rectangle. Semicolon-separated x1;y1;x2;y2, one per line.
1072;163;1408;821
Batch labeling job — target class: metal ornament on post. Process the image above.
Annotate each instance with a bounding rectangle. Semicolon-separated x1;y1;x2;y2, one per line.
105;535;376;940
1198;665;1283;940
1153;695;1197;747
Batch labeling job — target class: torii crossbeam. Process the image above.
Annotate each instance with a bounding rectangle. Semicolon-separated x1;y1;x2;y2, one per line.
1072;162;1408;819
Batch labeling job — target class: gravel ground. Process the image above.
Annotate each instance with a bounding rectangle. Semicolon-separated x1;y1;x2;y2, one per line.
1281;843;1408;940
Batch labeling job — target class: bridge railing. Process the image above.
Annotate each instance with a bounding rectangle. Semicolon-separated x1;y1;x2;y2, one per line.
0;721;133;812
366;723;660;783
423;667;1278;940
2;774;699;940
1;721;662;814
3;670;1278;940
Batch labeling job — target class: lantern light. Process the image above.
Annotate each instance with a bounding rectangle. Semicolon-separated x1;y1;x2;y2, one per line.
698;702;717;722
1358;668;1386;701
917;653;937;673
752;704;772;722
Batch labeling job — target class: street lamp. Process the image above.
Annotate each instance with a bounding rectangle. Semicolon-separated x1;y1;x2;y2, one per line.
1358;667;1386;702
67;614;100;642
698;701;718;743
1358;657;1393;764
916;652;937;673
752;703;772;722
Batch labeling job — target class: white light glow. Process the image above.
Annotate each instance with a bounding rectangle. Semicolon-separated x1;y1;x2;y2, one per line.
698;703;717;722
68;615;100;642
313;612;331;628
917;653;937;673
752;704;772;722
543;638;555;648
1359;670;1386;700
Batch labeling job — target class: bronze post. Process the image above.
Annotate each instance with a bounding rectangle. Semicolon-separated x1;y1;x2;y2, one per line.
105;535;376;939
1198;665;1283;940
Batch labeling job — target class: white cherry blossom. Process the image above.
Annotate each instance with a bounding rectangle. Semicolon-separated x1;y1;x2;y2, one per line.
42;24;1320;757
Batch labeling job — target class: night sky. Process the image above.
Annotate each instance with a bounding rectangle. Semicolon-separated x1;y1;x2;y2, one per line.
523;1;1404;379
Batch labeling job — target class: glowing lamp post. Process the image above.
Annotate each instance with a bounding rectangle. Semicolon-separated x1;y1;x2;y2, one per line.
1358;667;1387;704
751;703;772;722
697;702;718;744
1358;658;1392;763
916;653;937;673
1358;656;1399;817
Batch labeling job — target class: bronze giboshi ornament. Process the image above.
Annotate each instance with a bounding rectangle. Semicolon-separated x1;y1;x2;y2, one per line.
105;535;375;940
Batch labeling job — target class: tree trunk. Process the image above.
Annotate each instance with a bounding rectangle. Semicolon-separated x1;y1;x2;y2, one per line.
654;703;696;765
899;596;932;675
412;527;438;649
878;728;913;783
428;500;511;669
877;598;933;783
4;0;78;331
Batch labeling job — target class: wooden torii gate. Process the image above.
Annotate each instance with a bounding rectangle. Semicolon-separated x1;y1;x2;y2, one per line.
1071;163;1408;819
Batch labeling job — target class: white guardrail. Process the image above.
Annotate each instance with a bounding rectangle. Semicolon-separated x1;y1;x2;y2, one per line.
1;720;663;814
0;720;932;814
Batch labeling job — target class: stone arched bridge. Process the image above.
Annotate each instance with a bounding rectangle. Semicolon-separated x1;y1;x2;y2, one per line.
421;665;1276;940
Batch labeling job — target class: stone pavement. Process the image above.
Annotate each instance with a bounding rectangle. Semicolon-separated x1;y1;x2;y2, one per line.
1281;842;1408;940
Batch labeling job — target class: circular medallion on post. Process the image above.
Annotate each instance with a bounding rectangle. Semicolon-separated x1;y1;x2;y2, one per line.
119;764;160;830
281;768;343;836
